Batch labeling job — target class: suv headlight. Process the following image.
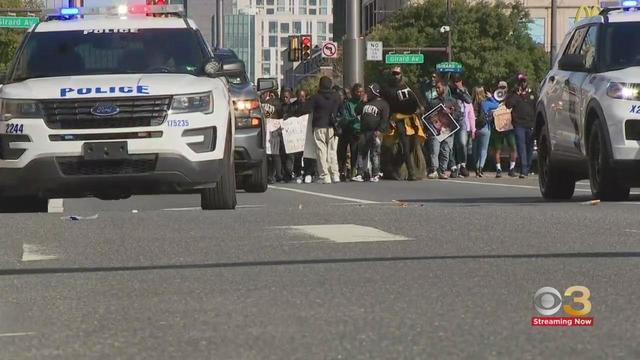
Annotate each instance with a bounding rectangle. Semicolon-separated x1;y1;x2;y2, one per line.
170;92;213;114
0;99;42;121
607;82;640;100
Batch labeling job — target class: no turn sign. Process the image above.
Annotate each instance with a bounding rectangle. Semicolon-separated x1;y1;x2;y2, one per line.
322;41;338;58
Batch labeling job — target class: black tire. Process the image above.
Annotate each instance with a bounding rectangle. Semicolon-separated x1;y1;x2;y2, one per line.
0;196;48;213
201;125;237;210
243;158;268;193
588;122;630;201
538;128;575;200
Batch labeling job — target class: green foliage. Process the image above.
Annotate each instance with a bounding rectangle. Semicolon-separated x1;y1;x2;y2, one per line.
295;74;322;96
365;0;549;92
0;0;44;72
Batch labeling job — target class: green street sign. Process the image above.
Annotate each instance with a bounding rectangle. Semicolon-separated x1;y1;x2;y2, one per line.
385;53;424;64
436;61;464;73
0;16;39;29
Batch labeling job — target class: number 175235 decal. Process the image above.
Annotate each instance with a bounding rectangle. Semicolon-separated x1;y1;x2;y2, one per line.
6;124;24;134
167;120;190;127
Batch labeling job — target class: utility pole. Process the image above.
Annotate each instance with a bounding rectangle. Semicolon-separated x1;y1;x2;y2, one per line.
343;0;364;88
550;0;557;67
447;0;452;62
215;0;224;48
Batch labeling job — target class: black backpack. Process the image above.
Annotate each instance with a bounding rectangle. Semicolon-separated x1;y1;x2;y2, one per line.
475;102;492;129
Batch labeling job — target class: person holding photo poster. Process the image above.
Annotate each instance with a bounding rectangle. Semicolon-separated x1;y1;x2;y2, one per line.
425;78;461;179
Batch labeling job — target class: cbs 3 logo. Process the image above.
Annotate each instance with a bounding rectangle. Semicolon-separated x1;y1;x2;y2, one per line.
534;286;592;316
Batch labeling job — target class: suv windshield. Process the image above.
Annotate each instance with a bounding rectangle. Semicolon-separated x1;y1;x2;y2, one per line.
10;29;207;81
603;22;640;71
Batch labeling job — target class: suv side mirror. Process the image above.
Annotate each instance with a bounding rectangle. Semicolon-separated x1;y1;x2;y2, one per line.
558;54;587;72
257;78;278;92
221;59;245;75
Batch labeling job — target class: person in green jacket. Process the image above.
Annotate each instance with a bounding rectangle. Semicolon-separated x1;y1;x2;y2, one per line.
337;83;365;180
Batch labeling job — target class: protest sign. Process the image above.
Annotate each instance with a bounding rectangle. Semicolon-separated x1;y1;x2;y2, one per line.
421;104;460;142
281;115;309;154
493;104;513;132
265;118;283;155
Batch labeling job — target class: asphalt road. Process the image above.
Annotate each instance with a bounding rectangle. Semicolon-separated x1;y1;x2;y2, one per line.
0;175;639;359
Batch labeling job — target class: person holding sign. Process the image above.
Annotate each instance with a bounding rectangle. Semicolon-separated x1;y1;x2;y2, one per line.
489;81;518;178
425;78;460;180
505;73;537;178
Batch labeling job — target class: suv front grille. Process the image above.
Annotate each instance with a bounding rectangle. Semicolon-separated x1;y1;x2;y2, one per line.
41;97;171;129
57;156;157;176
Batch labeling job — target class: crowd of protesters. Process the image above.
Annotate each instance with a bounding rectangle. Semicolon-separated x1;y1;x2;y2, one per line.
260;67;537;184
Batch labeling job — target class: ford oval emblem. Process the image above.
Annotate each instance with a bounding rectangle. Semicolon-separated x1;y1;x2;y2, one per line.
91;104;120;116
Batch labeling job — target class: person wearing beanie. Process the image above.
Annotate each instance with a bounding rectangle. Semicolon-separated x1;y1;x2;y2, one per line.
354;83;390;182
302;76;342;184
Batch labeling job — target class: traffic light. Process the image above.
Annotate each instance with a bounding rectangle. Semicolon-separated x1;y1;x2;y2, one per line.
301;35;312;61
288;35;300;62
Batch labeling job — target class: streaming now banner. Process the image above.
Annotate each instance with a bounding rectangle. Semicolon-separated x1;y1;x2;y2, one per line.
531;317;594;327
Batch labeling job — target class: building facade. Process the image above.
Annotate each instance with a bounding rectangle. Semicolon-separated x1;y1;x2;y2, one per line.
209;0;334;84
359;0;601;53
224;14;257;81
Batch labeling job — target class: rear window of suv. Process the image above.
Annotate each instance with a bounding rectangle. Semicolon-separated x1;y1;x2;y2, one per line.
10;28;208;81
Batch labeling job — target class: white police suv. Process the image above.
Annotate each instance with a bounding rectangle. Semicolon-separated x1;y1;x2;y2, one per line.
0;4;238;211
537;3;640;201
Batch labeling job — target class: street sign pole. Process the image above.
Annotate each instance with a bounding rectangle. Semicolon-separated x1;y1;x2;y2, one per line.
343;0;364;88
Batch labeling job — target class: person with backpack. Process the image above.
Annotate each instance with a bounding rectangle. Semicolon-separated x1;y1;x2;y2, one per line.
472;86;499;177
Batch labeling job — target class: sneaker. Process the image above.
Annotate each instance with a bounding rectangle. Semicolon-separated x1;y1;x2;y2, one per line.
438;172;449;180
496;170;502;178
317;178;331;184
519;174;527;179
508;169;517;178
331;175;341;183
460;166;469;177
450;167;459;178
351;175;364;182
427;172;438;179
304;175;312;184
295;177;303;184
478;170;484;178
339;173;347;182
370;175;380;183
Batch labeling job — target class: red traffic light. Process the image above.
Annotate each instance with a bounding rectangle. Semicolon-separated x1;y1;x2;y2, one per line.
302;36;311;47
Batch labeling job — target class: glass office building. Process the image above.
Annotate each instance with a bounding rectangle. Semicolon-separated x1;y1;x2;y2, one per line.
224;14;257;82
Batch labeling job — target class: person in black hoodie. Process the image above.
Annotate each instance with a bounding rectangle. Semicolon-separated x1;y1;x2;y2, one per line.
354;83;390;182
505;73;537;178
303;76;342;184
381;66;426;180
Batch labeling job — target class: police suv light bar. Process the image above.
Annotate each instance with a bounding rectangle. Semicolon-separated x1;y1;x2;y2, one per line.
44;4;184;18
600;0;639;9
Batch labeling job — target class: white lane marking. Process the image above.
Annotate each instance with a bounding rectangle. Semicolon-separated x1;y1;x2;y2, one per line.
438;179;591;192
270;186;379;204
625;229;640;233
48;199;64;213
275;224;411;243
21;244;58;262
0;332;36;337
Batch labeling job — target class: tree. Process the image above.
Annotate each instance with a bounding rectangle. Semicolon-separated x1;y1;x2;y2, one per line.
0;0;43;72
364;0;548;93
295;74;322;95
